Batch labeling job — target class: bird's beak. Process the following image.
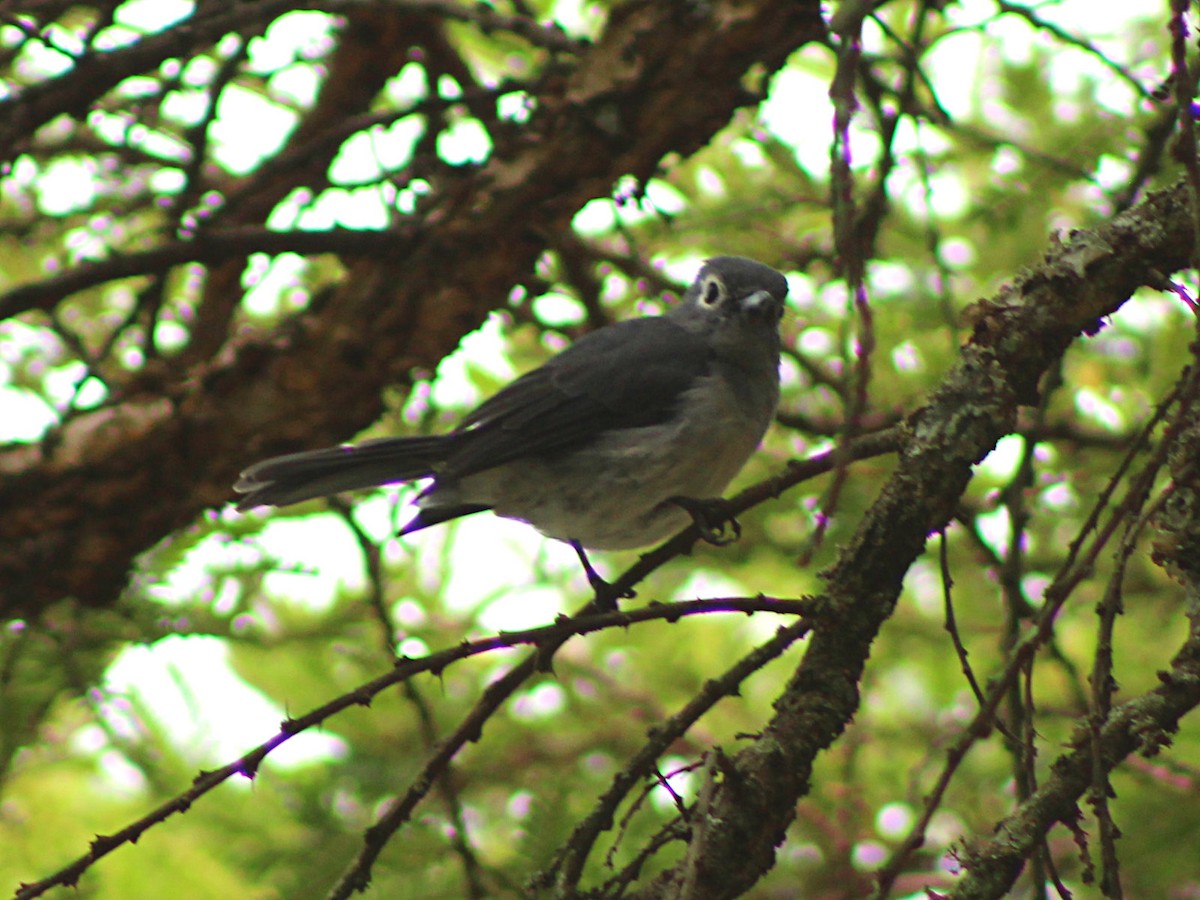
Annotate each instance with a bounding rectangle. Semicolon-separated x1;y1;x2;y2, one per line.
742;289;780;317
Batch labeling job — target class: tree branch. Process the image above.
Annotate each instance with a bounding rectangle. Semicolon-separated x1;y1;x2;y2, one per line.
632;174;1199;899
0;0;827;619
12;596;816;900
950;609;1200;898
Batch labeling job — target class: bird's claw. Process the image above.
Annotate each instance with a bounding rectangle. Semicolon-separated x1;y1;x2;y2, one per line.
669;496;742;546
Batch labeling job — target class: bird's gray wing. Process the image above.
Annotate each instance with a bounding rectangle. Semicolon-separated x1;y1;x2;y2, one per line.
442;316;711;478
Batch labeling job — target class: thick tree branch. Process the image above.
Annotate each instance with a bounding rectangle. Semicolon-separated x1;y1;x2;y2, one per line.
633;177;1198;898
0;0;826;618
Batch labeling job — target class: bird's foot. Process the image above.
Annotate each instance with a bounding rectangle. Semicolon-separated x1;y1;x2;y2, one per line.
571;540;635;610
669;496;742;546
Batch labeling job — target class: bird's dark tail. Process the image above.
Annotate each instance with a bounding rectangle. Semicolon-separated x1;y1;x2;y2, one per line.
234;435;450;510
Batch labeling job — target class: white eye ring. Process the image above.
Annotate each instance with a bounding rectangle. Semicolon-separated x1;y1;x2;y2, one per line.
699;276;725;306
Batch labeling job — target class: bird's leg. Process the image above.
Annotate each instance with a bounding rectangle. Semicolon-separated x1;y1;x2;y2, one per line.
669;496;742;546
571;540;608;593
570;540;634;610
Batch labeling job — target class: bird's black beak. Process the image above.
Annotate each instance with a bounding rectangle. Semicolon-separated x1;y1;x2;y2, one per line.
741;289;783;321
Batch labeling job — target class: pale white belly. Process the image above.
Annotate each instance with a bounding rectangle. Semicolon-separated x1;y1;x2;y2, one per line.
421;372;775;550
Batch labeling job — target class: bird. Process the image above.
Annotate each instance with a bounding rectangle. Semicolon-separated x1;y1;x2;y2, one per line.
234;256;789;600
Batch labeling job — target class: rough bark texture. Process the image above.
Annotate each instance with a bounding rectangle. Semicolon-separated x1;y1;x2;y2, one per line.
634;180;1199;898
0;0;826;618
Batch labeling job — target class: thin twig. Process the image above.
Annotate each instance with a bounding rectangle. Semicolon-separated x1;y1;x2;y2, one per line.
12;595;814;900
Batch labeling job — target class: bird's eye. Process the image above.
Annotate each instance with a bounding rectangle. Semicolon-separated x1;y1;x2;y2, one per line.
700;276;725;306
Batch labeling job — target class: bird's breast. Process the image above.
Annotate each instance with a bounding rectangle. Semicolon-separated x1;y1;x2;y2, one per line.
445;371;775;550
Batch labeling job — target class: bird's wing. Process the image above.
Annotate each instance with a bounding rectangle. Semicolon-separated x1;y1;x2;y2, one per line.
443;317;711;478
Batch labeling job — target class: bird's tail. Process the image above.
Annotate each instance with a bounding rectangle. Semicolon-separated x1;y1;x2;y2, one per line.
234;435;450;510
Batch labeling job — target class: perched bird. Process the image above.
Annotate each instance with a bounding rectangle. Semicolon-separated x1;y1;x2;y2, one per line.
235;256;788;597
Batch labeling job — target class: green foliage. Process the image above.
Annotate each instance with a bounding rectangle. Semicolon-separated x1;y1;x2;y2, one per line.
3;1;1200;898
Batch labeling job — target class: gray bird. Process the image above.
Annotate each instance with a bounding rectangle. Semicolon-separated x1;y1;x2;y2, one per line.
234;256;788;597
